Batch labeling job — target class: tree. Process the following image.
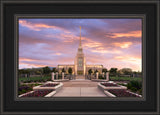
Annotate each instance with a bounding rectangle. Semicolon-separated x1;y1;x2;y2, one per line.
18;69;26;77
68;67;72;75
35;70;41;75
62;68;66;73
132;71;137;74
52;68;56;72
94;69;98;74
88;69;93;75
39;68;44;77
24;69;30;77
102;68;108;73
42;66;51;75
18;69;24;75
117;69;123;75
121;68;132;75
109;68;118;76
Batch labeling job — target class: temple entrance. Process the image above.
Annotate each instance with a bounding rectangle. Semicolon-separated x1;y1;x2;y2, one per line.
77;70;83;75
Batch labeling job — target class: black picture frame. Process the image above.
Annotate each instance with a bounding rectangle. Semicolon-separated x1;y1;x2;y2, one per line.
0;0;159;115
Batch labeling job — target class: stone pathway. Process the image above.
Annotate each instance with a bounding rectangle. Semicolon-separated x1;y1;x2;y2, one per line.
63;80;98;87
53;80;107;97
54;87;106;97
75;75;85;79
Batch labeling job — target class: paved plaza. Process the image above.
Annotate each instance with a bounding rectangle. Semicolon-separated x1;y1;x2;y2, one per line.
53;79;107;97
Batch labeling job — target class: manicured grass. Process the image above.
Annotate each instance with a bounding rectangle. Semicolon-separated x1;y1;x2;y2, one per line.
109;76;142;81
19;76;52;83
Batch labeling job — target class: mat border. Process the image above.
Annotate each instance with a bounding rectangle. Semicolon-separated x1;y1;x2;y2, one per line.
14;14;145;102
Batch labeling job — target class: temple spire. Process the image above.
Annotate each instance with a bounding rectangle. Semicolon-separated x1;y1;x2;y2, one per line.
79;26;82;47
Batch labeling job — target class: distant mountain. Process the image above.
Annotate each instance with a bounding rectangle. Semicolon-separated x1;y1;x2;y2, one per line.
49;67;56;69
20;67;56;70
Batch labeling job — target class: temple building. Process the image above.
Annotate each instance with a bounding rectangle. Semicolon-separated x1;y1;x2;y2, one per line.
57;26;103;75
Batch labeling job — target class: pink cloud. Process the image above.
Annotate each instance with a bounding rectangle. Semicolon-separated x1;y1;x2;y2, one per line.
107;30;142;38
19;20;65;31
55;53;62;55
114;56;141;66
19;19;142;71
19;62;49;68
113;42;133;48
19;57;38;62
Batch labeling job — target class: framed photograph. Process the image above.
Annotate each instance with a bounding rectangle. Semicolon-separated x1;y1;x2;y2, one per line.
0;0;159;115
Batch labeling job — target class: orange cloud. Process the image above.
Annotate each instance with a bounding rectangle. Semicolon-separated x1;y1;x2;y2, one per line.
83;38;103;48
83;42;102;48
114;56;142;71
91;49;108;53
82;37;122;54
113;42;132;48
19;62;49;68
55;53;62;55
45;32;80;43
19;20;62;31
91;49;121;54
115;56;141;65
19;57;37;62
60;33;79;43
108;30;142;38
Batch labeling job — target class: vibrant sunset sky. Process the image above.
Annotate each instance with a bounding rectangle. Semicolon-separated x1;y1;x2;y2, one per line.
19;19;142;71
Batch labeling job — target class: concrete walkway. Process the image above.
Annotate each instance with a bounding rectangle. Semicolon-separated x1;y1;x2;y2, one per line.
75;75;85;79
63;80;98;87
53;80;107;97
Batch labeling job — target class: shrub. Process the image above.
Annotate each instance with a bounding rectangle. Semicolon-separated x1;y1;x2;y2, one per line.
127;80;142;95
27;80;31;83
130;80;142;90
99;76;105;79
130;87;137;92
21;89;26;93
138;89;142;95
127;83;132;89
35;83;42;86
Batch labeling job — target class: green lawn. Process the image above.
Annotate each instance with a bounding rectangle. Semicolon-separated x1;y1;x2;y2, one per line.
19;76;51;83
109;76;142;81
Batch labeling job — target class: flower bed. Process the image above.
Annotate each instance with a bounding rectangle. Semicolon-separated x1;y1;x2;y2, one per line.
40;83;59;87
20;90;53;97
98;82;127;91
108;89;141;97
101;83;118;87
18;85;32;95
33;82;63;93
19;86;31;91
